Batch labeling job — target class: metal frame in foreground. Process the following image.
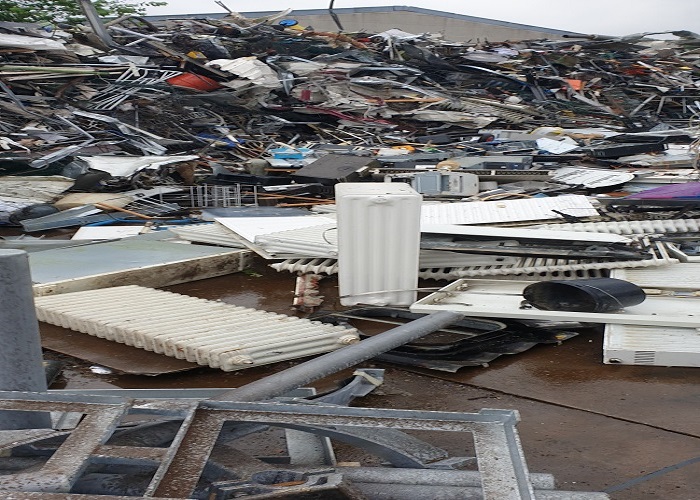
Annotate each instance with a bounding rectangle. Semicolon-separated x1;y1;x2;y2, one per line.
0;390;534;499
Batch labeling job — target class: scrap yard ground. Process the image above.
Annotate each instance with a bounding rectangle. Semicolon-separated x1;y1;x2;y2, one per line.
38;264;700;500
1;5;700;499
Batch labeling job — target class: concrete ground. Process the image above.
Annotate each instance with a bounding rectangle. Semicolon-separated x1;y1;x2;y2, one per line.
43;258;700;499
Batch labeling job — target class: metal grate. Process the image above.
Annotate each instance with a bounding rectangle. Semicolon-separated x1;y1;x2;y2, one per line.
187;184;246;208
633;351;657;365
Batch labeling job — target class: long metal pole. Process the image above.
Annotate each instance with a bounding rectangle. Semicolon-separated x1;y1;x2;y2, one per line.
214;310;464;402
0;250;51;429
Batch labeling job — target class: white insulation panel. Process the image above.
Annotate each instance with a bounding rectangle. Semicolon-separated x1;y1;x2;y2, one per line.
34;285;359;371
336;183;422;306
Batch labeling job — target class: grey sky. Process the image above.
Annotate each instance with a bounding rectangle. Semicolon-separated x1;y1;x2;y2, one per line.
142;0;700;36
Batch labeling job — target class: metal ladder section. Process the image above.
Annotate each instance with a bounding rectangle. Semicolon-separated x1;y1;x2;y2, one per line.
0;391;606;500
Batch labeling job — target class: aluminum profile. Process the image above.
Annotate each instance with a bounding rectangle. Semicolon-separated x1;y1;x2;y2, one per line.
169;222;247;248
604;324;700;367
536;218;700;235
336;183;422;306
34;285;359;371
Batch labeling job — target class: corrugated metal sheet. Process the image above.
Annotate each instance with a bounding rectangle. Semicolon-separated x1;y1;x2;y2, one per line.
336;183;421;306
34;286;359;371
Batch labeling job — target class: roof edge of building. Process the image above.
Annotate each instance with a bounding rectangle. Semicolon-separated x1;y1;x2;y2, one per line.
143;5;585;36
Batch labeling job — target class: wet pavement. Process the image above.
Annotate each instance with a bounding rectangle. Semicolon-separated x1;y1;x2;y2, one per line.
36;256;700;499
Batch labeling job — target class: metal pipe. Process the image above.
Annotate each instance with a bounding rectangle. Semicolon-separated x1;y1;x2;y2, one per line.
213;310;464;402
0;250;51;429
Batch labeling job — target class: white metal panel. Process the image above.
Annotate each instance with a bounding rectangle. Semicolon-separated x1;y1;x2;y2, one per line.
215;216;336;242
410;279;700;327
336;183;422;306
30;239;250;296
420;195;598;225
604;324;700;367
34;285;359;371
611;264;700;291
170;223;247;248
71;226;146;240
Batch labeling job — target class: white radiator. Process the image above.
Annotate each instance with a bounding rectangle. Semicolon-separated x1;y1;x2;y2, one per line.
336;183;422;306
34;285;359;371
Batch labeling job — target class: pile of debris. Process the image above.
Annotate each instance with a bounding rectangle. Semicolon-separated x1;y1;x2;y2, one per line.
3;8;700;499
1;8;700;369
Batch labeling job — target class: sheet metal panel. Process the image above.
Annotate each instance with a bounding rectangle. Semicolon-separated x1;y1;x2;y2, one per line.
411;279;700;328
420;195;598;225
30;239;250;296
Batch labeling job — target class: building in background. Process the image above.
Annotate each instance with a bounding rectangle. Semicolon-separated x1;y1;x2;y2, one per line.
146;6;583;42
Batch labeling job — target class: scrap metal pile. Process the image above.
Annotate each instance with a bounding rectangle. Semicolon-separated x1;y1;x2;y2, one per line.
2;13;700;182
2;11;700;370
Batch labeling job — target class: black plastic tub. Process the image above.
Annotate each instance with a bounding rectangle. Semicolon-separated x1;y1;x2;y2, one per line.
522;278;646;313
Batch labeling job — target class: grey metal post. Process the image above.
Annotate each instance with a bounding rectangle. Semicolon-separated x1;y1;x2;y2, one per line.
77;0;115;48
214;310;464;402
0;250;51;429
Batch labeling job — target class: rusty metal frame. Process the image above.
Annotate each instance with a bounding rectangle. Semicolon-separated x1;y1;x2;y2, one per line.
0;391;535;499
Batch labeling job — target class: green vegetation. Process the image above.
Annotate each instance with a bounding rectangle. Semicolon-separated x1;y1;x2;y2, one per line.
0;0;165;24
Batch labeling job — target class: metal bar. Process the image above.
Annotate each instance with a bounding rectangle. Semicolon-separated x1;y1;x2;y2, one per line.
144;401;200;496
0;250;51;430
152;410;224;498
213;310;464;402
77;0;115;48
